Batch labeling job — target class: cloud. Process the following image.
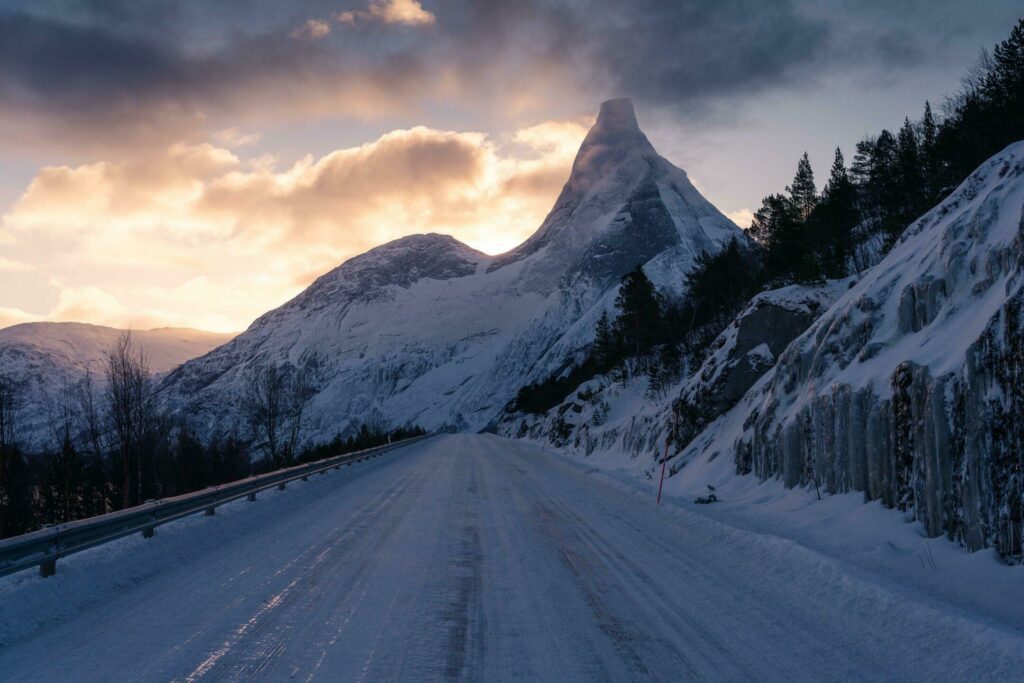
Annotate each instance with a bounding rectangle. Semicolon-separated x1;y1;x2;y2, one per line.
1;0;1015;154
0;5;442;152
726;208;754;229
0;256;31;272
0;287;126;329
213;127;262;148
0;306;40;328
337;0;436;26
48;286;128;326
1;117;589;331
291;19;331;40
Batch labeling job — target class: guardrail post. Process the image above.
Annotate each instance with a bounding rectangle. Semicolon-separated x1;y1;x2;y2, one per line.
318;470;326;475
38;526;58;577
142;503;156;538
205;506;215;516
301;474;308;481
247;491;257;502
277;482;286;490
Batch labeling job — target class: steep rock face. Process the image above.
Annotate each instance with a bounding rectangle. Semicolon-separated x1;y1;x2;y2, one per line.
671;281;849;453
157;99;744;441
0;324;234;450
681;142;1024;558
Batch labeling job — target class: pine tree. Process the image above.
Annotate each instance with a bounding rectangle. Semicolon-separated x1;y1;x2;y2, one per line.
920;101;939;197
686;237;759;331
817;147;859;277
613;265;664;364
592;310;617;370
894;118;923;238
646;362;664;398
659;342;683;383
868;129;900;239
986;20;1024;155
824;147;851;196
786;152;818;222
850;136;876;187
750;193;808;283
983;20;1024;117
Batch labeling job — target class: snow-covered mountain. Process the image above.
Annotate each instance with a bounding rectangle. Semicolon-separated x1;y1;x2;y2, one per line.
677;141;1024;557
0;323;234;449
157;98;743;440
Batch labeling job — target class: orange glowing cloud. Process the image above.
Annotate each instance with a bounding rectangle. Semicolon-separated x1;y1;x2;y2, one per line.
337;0;436;26
1;118;590;332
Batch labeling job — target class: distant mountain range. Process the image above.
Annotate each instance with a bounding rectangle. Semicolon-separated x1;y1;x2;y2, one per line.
0;323;234;448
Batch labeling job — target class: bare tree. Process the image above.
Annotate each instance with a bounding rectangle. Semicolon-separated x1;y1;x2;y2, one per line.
46;380;77;450
105;332;154;507
76;367;107;462
42;380;87;524
284;366;315;461
244;364;287;466
943;48;995;117
0;376;20;536
244;363;315;467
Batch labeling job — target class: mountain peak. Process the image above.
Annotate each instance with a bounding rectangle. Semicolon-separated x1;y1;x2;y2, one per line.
594;97;639;134
486;98;740;279
575;97;652;163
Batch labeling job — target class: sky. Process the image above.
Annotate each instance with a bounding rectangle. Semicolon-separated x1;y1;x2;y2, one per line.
0;0;1020;333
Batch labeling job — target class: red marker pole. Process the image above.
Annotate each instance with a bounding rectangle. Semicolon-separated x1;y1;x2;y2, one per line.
656;436;669;505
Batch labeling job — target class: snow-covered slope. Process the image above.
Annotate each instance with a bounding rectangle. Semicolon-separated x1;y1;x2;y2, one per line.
677;141;1024;558
0;323;234;449
157;99;743;441
499;281;849;469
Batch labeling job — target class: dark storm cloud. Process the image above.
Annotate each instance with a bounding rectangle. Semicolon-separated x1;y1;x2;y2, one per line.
462;0;1021;115
0;0;438;149
0;0;1018;150
0;12;181;103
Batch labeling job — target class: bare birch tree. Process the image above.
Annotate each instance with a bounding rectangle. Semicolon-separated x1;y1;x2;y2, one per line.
104;332;154;507
244;363;315;467
244;364;287;466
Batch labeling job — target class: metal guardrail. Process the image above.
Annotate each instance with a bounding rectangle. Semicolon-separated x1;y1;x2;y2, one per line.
0;434;434;579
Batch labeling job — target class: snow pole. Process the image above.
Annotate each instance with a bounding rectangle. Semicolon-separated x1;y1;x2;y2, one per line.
656;414;676;505
656;438;669;505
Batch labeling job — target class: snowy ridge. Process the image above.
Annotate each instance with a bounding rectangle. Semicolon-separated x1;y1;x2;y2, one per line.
678;141;1024;556
156;99;743;442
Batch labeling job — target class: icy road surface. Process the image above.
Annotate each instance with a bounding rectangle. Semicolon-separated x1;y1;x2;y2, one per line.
2;434;1023;681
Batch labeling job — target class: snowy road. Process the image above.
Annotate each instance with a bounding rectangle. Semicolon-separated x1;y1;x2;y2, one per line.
2;434;1023;681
